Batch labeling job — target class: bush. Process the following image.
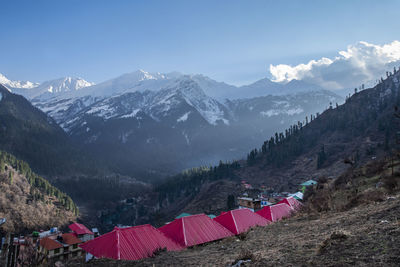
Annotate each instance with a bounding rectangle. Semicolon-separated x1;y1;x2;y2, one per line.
318;231;348;254
382;175;398;193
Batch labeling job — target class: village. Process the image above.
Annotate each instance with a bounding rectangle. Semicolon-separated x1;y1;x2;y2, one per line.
0;179;317;266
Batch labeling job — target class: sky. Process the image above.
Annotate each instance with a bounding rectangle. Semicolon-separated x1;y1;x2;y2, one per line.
1;0;400;86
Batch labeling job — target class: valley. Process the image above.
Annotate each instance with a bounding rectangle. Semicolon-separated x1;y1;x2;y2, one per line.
2;2;400;266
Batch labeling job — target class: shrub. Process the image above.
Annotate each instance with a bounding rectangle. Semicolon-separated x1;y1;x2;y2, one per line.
382;175;398;194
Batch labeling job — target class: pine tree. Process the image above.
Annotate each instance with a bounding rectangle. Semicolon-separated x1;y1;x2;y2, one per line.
317;145;327;169
227;194;235;209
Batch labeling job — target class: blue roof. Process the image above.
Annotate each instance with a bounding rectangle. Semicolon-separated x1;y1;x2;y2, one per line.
175;213;191;219
300;180;317;186
207;214;216;219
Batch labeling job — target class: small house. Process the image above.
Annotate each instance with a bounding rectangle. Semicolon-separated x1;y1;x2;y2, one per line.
38;233;83;262
92;228;100;238
299;180;317;192
39;237;64;261
69;223;94;242
237;197;261;211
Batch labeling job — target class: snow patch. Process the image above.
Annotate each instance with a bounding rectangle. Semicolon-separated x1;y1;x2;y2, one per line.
260;107;304;117
177;111;191;122
120;109;141;118
182;131;190;145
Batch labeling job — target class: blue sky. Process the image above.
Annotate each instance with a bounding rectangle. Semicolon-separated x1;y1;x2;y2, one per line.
1;0;400;85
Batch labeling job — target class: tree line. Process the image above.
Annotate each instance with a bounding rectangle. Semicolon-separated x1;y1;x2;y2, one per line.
0;150;78;215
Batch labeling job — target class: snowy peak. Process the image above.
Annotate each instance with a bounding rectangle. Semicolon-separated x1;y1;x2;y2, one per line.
115;70;167;84
0;73;38;89
37;77;94;94
70;70;175;98
0;73;94;100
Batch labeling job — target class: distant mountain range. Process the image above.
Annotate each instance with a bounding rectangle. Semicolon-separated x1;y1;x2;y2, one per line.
0;71;343;179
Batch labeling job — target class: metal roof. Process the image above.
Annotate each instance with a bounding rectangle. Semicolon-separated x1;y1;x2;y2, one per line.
158;214;234;247
61;233;82;245
79;224;182;261
214;208;270;235
289;191;304;200
300;180;317;186
256;203;292;222
175;213;191;219
277;197;303;211
69;222;94;235
39;237;63;251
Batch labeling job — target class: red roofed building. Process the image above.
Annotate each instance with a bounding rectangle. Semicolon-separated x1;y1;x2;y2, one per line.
39;237;63;258
158;214;234;247
277;197;302;211
214;208;270;235
39;234;84;262
79;224;182;261
61;233;84;258
69;222;94;242
256;203;293;222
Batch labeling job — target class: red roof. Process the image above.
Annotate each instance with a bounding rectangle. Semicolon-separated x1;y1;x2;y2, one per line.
69;222;93;235
214;208;270;235
62;233;82;245
158;214;233;247
40;237;63;251
256;203;292;222
79;224;182;260
277;197;302;211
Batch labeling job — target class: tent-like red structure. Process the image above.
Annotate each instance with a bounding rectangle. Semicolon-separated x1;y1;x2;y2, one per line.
256;203;292;222
79;224;182;261
214;208;270;235
277;196;302;211
158;214;233;247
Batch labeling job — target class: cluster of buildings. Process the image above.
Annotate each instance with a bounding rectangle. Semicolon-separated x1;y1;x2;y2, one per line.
0;222;98;266
238;179;317;211
1;179;317;265
79;195;303;262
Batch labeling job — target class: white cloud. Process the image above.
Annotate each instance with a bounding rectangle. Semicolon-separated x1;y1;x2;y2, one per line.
269;40;400;90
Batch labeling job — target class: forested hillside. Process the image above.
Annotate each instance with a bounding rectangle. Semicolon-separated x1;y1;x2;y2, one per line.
0;84;103;176
0;151;78;233
153;68;400;220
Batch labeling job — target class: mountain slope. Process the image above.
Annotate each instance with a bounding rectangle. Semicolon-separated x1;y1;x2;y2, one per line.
6;70;342;179
0;84;101;176
0;151;77;233
153;68;400;218
49;77;340;179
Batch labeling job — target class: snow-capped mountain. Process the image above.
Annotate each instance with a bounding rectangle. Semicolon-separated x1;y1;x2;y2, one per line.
3;69;343;178
69;70;173;99
26;77;94;100
0;73;93;100
0;73;38;89
59;76;232;133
